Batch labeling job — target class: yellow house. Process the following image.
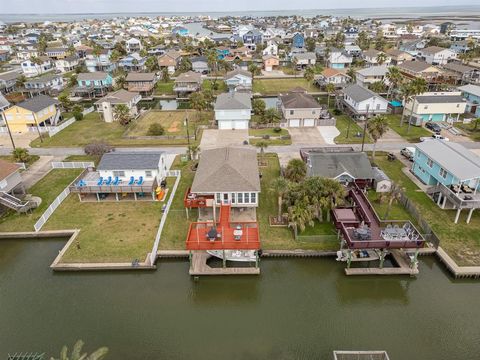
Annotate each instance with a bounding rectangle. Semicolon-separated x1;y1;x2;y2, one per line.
3;95;60;133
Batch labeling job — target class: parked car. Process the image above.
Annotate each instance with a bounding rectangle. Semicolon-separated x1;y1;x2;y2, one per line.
420;134;450;142
400;147;416;161
425;122;442;133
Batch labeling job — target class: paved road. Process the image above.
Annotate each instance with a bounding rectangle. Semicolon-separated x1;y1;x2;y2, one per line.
0;146;188;156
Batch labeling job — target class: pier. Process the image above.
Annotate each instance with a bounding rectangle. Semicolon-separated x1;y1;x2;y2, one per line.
345;249;419;276
189;252;260;276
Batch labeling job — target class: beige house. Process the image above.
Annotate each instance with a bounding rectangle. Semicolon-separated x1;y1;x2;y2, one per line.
95;89;141;123
385;48;413;65
279;88;323;127
263;55;279;72
398;60;443;82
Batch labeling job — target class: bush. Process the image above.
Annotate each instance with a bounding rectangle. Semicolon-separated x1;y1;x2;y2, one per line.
73;111;83;121
262;134;270;140
273;127;282;133
147;123;165;136
280;135;291;140
333;109;342;116
84;142;114;158
12;147;30;163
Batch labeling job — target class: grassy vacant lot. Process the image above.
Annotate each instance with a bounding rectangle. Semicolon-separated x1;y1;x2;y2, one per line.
127;110;211;137
457;122;480;141
0;169;82;232
154;81;175;95
334;115;372;144
367;190;418;227
30;112;195;147
45;196;163;263
385;114;432;142
375;154;480;266
253;78;319;95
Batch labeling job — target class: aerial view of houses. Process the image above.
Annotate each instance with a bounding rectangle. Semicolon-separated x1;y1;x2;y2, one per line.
0;2;480;358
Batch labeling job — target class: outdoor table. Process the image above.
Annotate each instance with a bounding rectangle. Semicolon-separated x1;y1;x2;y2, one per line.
383;227;407;239
233;229;243;240
354;228;370;240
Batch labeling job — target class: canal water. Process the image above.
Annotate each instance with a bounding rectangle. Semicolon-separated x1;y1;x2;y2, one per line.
1;238;479;359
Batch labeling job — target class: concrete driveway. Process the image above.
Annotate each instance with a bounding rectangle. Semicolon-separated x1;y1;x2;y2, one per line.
0;132;38;149
288;127;326;146
200;129;249;149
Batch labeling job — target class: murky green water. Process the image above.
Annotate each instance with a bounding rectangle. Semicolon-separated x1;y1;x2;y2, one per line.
0;239;479;359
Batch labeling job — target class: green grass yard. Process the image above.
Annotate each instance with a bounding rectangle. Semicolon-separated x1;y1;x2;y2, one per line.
253;78;319;95
249;128;289;137
201;79;228;94
0;155;39;168
334;115;372;144
456;122;480;141
154;81;175;95
385;114;432;142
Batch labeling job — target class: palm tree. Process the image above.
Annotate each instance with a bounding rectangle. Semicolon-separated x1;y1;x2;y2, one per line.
287;201;314;238
319;177;347;222
145;56;159;72
255;140;268;164
385;66;402;100
379;182;404;220
115;75;126;90
367;115;389;160
369;81;386;94
113;104;132;126
376;52;387;65
161;67;170;83
284;158;307;183
270;177;289;222
50;340;108;360
325;83;335;109
16;74;27;88
12;147;30;163
304;67;315;83
407;78;428;133
248;63;259;81
263;108;281;124
323;47;331;67
346;67;356;82
472;117;480;131
399;81;413;127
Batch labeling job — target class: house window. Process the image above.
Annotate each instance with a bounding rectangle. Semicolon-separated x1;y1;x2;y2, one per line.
244;193;250;203
251;193;256;204
427;158;434;168
457;104;460;108
216;193;221;204
290;110;294;115
424;106;428;109
312;110;316;115
145;170;152;178
237;193;243;204
439;168;448;179
113;171;125;177
376;103;381;110
231;193;236;204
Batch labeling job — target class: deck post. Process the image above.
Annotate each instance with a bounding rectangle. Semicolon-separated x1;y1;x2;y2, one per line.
96;193;100;202
115;193;119;201
185;207;189;220
213;204;216;223
255;250;259;268
347;250;352;268
437;193;442;206
222;250;226;268
454;208;462;224
134;192;137;201
467;208;474;224
78;193;82;202
379;249;387;269
442;194;447;209
411;249;419;270
189;251;192;270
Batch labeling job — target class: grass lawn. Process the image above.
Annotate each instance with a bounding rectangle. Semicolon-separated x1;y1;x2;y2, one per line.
367;189;418;227
127;110;211;137
45;195;163;263
201;79;228;94
30;112;195;147
250;137;292;146
334;115;372;144
253;78;319;95
154;81;175;95
259;154;337;250
0;155;39;168
159;156;196;250
385;114;432;142
456;122;480;141
375;154;480;266
64;155;98;165
249;128;289;137
0;169;82;232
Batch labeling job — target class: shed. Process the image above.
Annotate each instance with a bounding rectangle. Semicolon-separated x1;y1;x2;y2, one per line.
372;167;392;193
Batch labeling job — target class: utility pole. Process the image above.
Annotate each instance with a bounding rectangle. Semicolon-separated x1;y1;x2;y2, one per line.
33;113;43;143
185;110;191;159
1;111;16;150
361;104;370;153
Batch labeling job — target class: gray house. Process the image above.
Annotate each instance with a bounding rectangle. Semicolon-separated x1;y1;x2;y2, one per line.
191;56;209;74
279;88;324;127
214;92;252;130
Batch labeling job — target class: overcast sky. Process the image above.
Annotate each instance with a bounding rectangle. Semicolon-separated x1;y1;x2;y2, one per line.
1;0;478;14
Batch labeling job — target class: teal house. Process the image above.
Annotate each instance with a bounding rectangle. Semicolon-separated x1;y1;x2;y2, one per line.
459;84;480;117
75;72;113;97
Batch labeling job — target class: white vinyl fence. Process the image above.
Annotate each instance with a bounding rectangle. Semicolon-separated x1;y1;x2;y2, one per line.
51;162;94;169
149;170;181;265
34;187;70;232
48;117;76;137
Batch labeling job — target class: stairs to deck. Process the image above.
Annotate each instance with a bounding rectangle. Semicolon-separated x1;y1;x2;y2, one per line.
219;204;231;227
0;192;35;212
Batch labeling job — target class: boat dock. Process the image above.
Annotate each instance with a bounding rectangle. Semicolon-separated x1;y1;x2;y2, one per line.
189;252;260;276
345;249;419;276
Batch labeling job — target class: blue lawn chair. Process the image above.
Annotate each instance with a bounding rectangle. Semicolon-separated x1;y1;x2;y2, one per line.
128;176;135;185
137;176;144;185
113;176;120;185
97;177;103;186
105;176;112;185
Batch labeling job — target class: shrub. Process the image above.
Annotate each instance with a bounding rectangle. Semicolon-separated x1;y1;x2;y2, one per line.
280;135;291;140
262;134;270;140
12;147;30;163
73;111;83;121
273;127;282;133
147;123;165;136
84;142;114;158
333;109;342;116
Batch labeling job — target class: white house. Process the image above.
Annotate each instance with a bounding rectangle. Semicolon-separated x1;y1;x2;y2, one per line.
327;49;353;69
214;92;252;130
262;40;278;56
341;84;389;118
95;89;141;123
126;38;142;53
0;160;24;196
417;46;457;66
356;65;389;87
21;57;54;77
224;69;252;92
292;52;316;68
55;56;79;73
362;49;391;67
315;68;351;87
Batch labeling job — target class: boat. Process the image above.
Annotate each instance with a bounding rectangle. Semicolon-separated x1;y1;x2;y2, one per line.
207;250;257;262
336;249;380;262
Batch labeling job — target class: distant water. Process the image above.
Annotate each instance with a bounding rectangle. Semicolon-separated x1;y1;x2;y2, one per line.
2;5;480;24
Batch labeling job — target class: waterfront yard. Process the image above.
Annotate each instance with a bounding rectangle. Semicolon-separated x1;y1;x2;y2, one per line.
30;112;196;147
385;114;432;142
201;79;228;94
253;78;319;95
154;81;175;95
334;115;372;144
127;110;211;137
0;169;82;232
375;154;480;266
44;195;164;263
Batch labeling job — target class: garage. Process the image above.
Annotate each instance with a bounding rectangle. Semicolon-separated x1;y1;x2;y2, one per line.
265;65;272;72
303;119;316;127
288;119;300;127
218;119;249;130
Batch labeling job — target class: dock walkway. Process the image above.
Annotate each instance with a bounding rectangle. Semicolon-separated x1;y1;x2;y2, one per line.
345;249;419;276
189;252;260;275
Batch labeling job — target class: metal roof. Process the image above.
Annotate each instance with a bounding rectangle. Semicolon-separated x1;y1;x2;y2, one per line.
459;84;480;98
97;152;164;170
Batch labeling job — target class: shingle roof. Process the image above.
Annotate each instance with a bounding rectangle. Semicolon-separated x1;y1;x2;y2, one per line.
174;71;201;83
363;49;380;58
225;69;252;80
280;91;320;109
399;60;439;73
307;152;374;179
126;73;156;82
293;52;316;60
191;147;260;193
97;152;163;170
77;72;109;81
415;141;480;180
343;84;382;102
356;65;388;77
459;84;480;98
0;70;21;82
214;92;251;110
25;73;62;84
415;94;466;104
0;159;20;181
95;89;139;105
421;46;449;55
17;95;59;113
442;62;475;74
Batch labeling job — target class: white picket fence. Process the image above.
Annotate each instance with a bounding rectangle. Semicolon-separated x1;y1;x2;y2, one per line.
51;162;94;169
149;171;181;265
34;187;70;232
48;117;75;137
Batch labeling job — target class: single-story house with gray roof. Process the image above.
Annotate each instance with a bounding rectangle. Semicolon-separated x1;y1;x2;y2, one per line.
214;92;252;129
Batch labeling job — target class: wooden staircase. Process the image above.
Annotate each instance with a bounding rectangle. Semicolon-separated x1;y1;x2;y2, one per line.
0;192;35;213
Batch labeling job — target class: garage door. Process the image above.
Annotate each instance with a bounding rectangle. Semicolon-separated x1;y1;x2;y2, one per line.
289;119;300;127
303;119;315;127
218;120;233;129
233;120;248;129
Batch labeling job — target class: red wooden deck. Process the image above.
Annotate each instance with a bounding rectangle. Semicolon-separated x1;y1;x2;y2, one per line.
184;187;214;208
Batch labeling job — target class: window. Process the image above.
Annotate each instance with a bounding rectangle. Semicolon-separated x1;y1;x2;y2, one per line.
427;158;434;168
251;193;256;204
231;193;236;204
244;193;250;203
145;170;152;178
439;168;448;179
237;193;243;204
113;171;125;177
457;104;460;108
424;106;428;110
290;110;294;115
216;193;221;204
312;110;316;114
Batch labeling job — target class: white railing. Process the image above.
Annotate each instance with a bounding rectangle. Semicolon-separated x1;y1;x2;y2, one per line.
83;106;94;115
149;171;181;265
51;162;94;169
34;187;70;232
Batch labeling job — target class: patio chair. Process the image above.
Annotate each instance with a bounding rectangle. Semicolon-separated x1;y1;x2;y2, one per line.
97;177;103;186
137;176;144;185
105;176;112;185
128;176;135;185
386;224;392;230
113;176;120;186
